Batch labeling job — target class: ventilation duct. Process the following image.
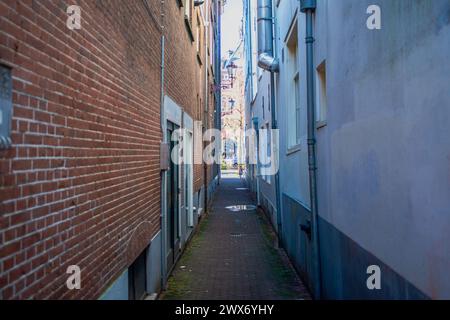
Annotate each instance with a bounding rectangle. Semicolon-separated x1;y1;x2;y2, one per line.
257;0;279;72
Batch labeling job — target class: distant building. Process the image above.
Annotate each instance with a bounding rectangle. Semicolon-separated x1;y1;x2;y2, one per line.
221;47;245;167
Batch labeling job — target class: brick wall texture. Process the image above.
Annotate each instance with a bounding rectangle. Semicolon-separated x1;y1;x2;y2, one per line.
0;0;218;299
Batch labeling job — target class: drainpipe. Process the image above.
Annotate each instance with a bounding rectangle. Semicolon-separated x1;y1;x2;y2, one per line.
300;0;321;299
204;2;209;212
214;1;220;185
257;0;282;246
252;117;261;206
257;0;279;72
160;35;167;290
158;0;167;291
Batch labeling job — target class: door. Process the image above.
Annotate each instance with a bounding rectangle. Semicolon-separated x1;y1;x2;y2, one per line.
185;130;194;228
166;122;180;272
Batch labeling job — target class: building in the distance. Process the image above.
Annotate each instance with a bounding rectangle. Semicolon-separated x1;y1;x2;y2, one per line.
221;45;245;169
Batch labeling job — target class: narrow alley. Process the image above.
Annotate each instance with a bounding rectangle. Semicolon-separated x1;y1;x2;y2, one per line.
0;0;449;303
161;171;310;300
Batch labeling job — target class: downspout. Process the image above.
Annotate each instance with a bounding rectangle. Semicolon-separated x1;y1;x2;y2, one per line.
217;2;222;185
203;1;209;212
300;0;321;299
252;117;261;206
159;1;167;290
257;0;282;246
257;0;279;72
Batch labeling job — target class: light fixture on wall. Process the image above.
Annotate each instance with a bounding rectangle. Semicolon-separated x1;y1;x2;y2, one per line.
226;62;237;88
228;98;236;109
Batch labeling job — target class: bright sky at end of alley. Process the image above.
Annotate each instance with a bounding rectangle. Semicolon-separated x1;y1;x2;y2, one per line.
221;0;243;58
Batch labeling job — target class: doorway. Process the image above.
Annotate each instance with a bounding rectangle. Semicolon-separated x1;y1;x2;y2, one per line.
166;121;180;272
185;130;194;228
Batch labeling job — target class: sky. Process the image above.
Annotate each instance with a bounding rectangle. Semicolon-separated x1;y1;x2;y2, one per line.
221;0;243;59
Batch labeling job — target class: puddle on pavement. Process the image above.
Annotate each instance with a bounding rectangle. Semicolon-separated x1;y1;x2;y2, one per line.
230;233;246;238
236;188;249;191
225;205;257;212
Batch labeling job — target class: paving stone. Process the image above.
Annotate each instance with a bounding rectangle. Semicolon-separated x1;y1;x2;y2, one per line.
161;174;311;300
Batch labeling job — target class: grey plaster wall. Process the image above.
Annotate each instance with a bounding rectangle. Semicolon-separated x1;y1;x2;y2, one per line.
275;0;311;212
251;72;278;217
316;0;450;298
100;270;129;300
147;232;162;295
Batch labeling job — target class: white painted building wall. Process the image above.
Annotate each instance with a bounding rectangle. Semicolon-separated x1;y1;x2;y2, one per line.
245;0;450;299
316;0;450;298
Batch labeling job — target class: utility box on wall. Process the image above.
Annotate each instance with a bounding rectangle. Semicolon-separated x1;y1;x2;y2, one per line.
160;142;170;171
0;65;13;150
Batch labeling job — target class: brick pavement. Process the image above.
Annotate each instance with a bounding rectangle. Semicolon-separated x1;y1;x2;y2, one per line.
161;172;311;300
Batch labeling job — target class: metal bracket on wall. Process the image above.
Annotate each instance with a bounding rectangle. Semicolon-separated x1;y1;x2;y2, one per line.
300;0;317;12
160;142;170;171
0;136;12;150
300;220;312;240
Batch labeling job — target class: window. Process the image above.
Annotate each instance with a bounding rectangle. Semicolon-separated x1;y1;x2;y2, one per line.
261;124;271;184
316;60;327;128
128;249;147;300
0;65;13;150
184;0;192;21
262;96;265;120
196;15;201;54
294;73;300;143
183;0;194;41
286;20;300;149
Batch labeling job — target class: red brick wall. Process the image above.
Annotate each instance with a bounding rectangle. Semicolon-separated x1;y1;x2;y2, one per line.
164;1;212;193
0;0;163;299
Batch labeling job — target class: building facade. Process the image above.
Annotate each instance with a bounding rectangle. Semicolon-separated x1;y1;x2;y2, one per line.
243;0;279;229
0;0;221;300
221;46;245;168
244;0;450;299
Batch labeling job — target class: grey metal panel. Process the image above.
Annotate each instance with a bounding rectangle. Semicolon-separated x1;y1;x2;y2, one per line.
146;232;162;295
100;270;129;300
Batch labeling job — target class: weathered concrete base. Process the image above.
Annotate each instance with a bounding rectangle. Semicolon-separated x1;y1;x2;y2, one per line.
100;232;162;300
281;194;429;299
318;216;429;300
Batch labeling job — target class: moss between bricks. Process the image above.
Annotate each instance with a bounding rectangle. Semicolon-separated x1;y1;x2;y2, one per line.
162;208;304;300
257;210;303;299
161;215;210;299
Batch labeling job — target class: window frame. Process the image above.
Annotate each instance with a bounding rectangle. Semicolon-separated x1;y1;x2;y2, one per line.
285;20;301;152
182;0;195;41
316;60;327;129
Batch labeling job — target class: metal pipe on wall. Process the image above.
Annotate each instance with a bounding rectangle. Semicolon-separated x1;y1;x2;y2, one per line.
256;0;282;245
158;0;167;290
300;0;322;299
217;1;222;184
203;1;209;213
257;0;279;72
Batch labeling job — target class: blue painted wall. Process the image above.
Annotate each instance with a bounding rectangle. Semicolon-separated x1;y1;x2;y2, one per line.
100;270;129;300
